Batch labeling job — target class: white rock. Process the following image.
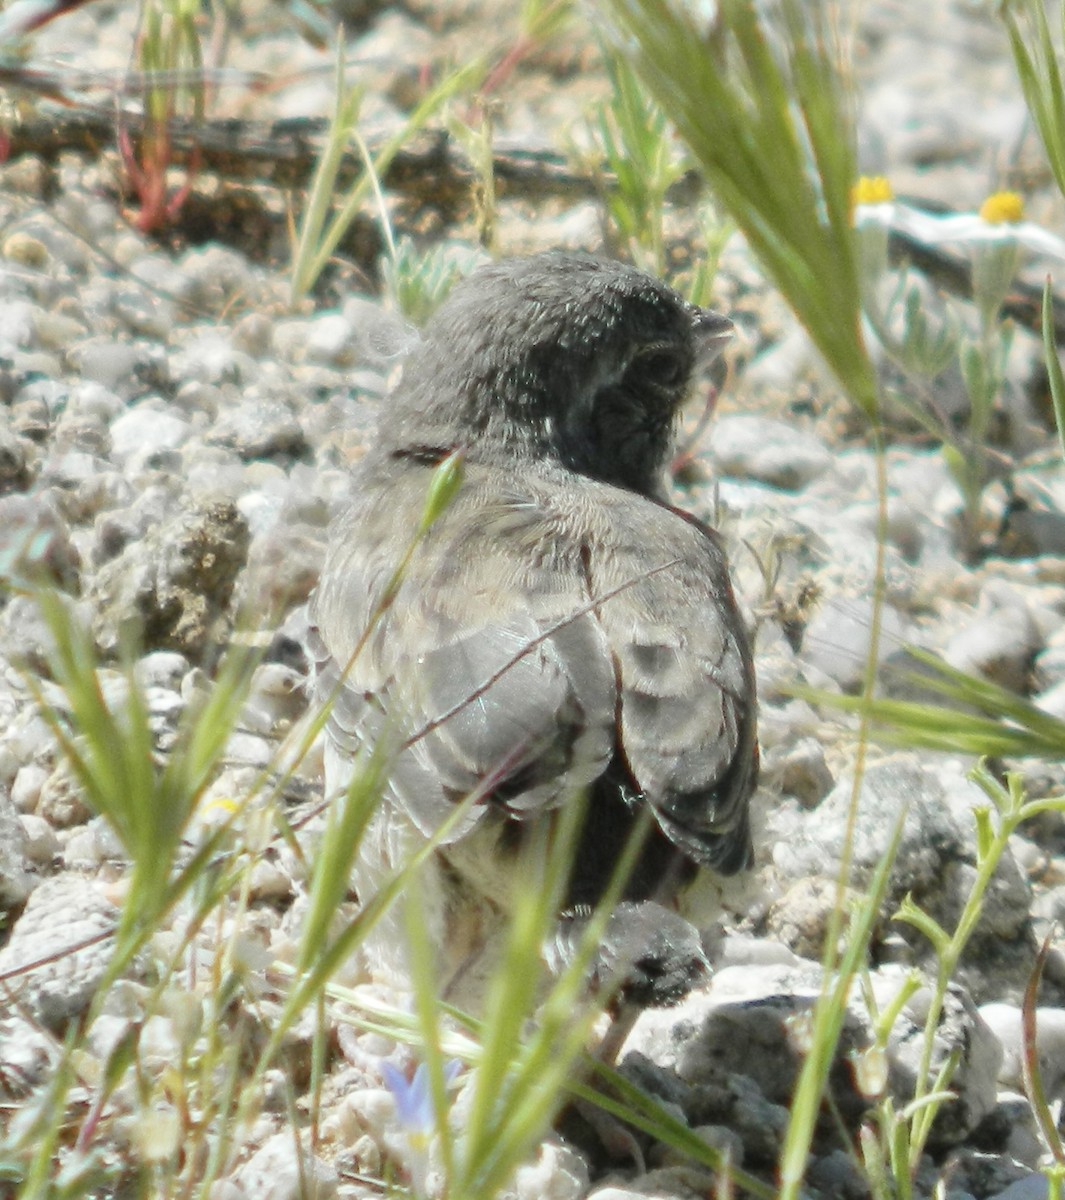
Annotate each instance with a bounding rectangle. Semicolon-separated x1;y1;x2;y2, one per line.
128;252;198;301
133;651;190;691
627;959;1001;1147
18;813;59;863
11;763;48;812
709;414;832;490
71;340;145;389
304;312;357;366
0;875;122;1026
800;593;910;690
511;1138;590;1200
0;785;32;905
69;380;123;421
772;757;1031;941
979;1002;1065;1098
172;332;256;386
232;1131;338;1200
945;602;1041;693
110;406;191;464
742;324;820;390
0;300;35;353
1035;677;1065;720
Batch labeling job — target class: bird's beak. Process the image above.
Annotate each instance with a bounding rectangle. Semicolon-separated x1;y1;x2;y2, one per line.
692;308;734;370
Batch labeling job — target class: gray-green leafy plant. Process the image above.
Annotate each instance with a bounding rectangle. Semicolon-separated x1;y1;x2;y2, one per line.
382;238;489;326
586;50;689;274
861;224;1020;556
860;768;1065;1199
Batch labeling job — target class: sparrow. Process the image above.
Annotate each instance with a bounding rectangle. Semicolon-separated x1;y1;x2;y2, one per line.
309;251;758;1011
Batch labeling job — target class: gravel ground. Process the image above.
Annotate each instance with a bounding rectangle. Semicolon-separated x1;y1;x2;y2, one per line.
3;2;1065;1198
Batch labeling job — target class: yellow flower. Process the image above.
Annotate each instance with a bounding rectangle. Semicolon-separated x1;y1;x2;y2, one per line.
851;175;895;206
201;795;240;822
979;191;1025;225
854;186;1065;260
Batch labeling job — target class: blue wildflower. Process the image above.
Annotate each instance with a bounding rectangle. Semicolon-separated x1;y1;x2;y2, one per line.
381;1058;462;1194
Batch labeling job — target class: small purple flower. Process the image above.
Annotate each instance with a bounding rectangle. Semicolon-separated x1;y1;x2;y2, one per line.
381;1058;462;1194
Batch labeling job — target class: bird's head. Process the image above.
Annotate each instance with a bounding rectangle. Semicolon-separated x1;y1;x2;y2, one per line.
382;252;732;496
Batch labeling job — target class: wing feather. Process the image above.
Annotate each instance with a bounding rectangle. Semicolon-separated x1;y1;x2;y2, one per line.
583;492;756;871
310;461;617;839
310;458;756;870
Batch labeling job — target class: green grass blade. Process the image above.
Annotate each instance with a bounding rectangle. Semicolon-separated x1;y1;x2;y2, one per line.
601;0;878;416
1043;275;1065;463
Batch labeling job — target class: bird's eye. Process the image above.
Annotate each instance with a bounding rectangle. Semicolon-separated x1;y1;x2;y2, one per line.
634;348;686;388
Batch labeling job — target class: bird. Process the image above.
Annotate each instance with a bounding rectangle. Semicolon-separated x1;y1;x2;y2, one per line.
309;250;758;1013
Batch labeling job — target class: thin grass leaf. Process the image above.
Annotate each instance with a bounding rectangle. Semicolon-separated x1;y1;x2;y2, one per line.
454;805;676;1198
160;642;260;810
907;1050;963;1167
12;591;291;1070
591;47;684;269
601;0;878;415
34;605;144;826
1021;937;1065;1162
289;40;363;300
1047;1166;1065;1200
292;58;484;299
1043;275;1065;463
796;643;1065;759
778;806;905;1198
256;760;489;1074
401;879;458;1188
1002;0;1065;199
860;1119;892;1200
896;650;1063;731
458;799;588;1192
870;971;923;1045
888;767;1034;1171
860;703;1063;758
575;1063;776;1199
902;1086;959;1122
887;1106;914;1200
28;597;157;858
294;743;389;972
